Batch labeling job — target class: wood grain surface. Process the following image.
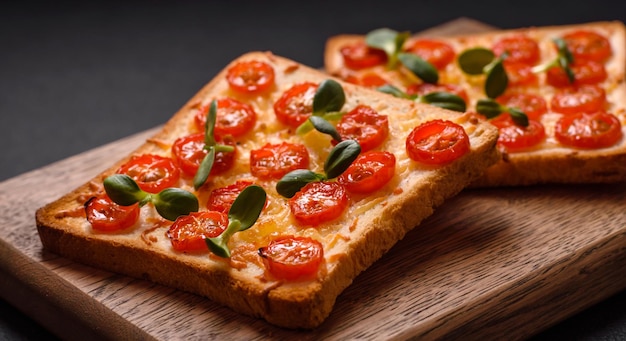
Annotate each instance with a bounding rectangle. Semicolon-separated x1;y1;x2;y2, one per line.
1;18;626;340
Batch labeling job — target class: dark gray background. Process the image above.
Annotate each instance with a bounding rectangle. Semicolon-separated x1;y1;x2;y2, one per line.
2;1;626;339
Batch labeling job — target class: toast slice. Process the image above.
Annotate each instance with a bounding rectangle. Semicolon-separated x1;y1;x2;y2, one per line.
324;21;626;187
36;51;499;329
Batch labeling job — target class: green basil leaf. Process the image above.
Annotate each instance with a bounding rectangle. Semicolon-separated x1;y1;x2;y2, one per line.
103;174;148;206
204;100;218;146
508;107;530;127
206;236;231;258
421;92;467;112
309;116;342;142
324;139;361;179
484;59;508;99
365;28;409;69
397;53;439;84
193;147;215;190
228;184;266;231
153;188;199;221
476;98;504;119
313;79;345;115
377;84;413;99
458;48;495;75
276;169;324;198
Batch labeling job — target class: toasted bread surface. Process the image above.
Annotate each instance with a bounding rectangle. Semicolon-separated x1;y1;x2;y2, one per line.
325;21;626;187
36;51;499;328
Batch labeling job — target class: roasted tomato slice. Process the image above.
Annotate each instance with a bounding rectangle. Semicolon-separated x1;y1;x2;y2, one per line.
226;60;275;94
85;196;140;232
555;111;622;149
335;105;389;152
492;34;540;65
491;114;546;152
250;142;310;180
258;235;324;281
194;97;257;138
207;180;256;214
289;181;348;227
404;38;455;69
338;151;396;194
116;154;180;193
406;119;470;165
340;41;388;70
171;133;237;177
551;84;607;115
562;30;612;63
167;211;228;252
546;59;607;88
273;82;318;128
496;93;548;120
406;82;470;104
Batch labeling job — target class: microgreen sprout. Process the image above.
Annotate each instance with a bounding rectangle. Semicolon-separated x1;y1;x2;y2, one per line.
530;38;575;84
296;79;346;138
377;84;467;112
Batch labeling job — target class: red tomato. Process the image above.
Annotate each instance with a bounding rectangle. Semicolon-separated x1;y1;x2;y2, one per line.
491;114;546;151
492;34;540;65
338;151;396;194
116;154;180;193
226;60;275;94
289;181;348;227
335;105;389;152
406;82;469;104
497;93;548;120
85;196;140;232
171;133;237;177
405;39;455;69
206;180;255;214
546;59;607;88
345;72;388;88
258;235;324;281
406;119;470;165
504;62;539;87
250;142;310;180
340;41;387;70
167;211;228;252
551;84;607;115
194;98;257;138
555;111;622;149
273;82;318;128
562;30;612;63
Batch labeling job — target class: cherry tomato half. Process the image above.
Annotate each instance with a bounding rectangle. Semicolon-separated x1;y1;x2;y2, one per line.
273;82;318;128
335;105;389;152
344;72;388;88
207;180;255;214
289;181;348;227
258;235;324;281
497;93;548;121
171;133;237;177
550;84;607;115
562;30;612;63
491;114;546;151
405;39;456;69
194;97;257;138
546;59;607;88
406;119;470;165
504;62;539;87
226;60;275;94
250;142;310;180
555;111;622;149
406;82;470;104
340;41;388;70
492;34;540;65
338;151;396;194
85;196;140;232
116;154;180;193
167;211;228;252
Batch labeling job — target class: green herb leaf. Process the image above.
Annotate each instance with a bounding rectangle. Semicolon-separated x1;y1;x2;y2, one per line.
204;100;218;146
397;52;439;84
421;92;467;112
103;174;149;206
508;107;529;127
475;98;505;119
152;188;199;221
309;115;342;142
458;48;495;75
193;147;215;190
377;84;414;99
484;58;508;99
228;185;266;232
276;169;325;198
324;139;361;179
365;28;409;69
531;38;575;84
313;79;345;115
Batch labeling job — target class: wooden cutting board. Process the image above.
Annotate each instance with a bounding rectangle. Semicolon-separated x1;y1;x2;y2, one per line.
2;18;626;340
